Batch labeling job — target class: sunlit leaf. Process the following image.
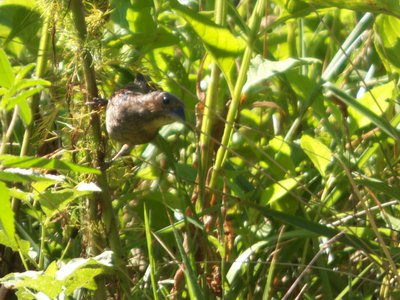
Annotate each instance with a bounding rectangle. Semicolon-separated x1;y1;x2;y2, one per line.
0;0;36;9
243;55;320;95
323;82;399;139
36;189;93;218
0;155;101;174
0;251;113;298
261;177;300;213
0;182;30;253
17;99;32;125
170;1;245;55
0;48;14;89
349;81;395;128
6;87;43;110
170;0;245;92
0;4;41;57
227;240;268;284
300;135;332;178
282;0;400;18
264;136;296;177
0;181;15;242
126;2;156;35
0;168;65;183
302;0;400;18
374;15;400;74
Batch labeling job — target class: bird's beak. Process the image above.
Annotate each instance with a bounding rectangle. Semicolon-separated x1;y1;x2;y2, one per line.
170;105;185;122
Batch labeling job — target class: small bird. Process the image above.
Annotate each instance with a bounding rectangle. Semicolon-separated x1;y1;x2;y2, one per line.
104;75;185;161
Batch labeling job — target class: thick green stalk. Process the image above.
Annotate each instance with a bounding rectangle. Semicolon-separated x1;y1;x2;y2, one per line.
198;0;225;200
20;12;50;156
69;0;131;296
199;65;220;194
208;0;266;190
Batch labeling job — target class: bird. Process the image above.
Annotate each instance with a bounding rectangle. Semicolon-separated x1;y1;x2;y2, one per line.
104;74;185;161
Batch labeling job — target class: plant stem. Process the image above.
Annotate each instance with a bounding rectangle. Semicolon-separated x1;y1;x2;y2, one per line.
20;12;50;157
198;0;226;206
69;0;131;296
0;106;19;155
208;0;266;190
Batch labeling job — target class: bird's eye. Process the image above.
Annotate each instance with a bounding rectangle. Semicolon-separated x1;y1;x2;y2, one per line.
162;95;170;105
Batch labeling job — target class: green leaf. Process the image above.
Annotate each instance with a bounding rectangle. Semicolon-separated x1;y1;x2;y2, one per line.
384;214;400;231
300;135;332;178
36;189;92;219
355;177;400;200
226;229;318;284
170;1;245;55
287;0;400;18
0;182;30;254
136;165;158;180
15;63;35;80
323;82;399;140
0;182;14;238
226;240;268;284
260;177;300;213
1;78;50;118
243;201;382;255
6;87;44;110
0;155;101;174
0;251;113;298
144;203;159;300
0;4;41;57
264;136;296;178
338;226;392;240
126;1;156;35
0;48;14;89
374;15;400;74
170;0;245;92
0;168;64;183
17;99;32;125
174;163;196;183
0;0;36;9
349;81;395;129
243;55;320;95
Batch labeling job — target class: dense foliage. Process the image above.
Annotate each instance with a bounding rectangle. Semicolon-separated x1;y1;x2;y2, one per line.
0;0;400;299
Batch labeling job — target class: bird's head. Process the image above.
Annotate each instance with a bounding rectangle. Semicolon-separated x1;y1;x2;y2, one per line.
139;91;185;127
106;81;186;147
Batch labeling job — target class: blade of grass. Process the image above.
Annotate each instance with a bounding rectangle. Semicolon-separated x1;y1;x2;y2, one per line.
242;200;382;256
144;203;159;300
